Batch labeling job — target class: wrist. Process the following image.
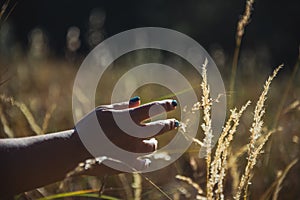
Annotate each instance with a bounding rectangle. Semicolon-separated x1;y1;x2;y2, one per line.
69;128;93;162
69;129;113;176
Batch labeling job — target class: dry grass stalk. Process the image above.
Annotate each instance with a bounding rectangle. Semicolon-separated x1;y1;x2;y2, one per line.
132;173;142;200
249;65;282;155
176;175;204;195
282;100;300;115
65;156;114;178
41;104;56;134
178;115;204;147
228;134;277;194
228;148;241;193
65;156;173;200
236;0;254;41
235;66;282;199
272;159;298;200
196;57;251;199
0;103;14;137
208;102;250;200
217;103;250;200
208;109;236;199
0;94;56;135
0;94;42;135
0;0;17;24
229;0;255;108
0;0;9;20
273;49;300;129
118;174;133;199
141;175;172;200
241;129;277;199
201;58;212;155
199;58;213;198
259;159;298;200
264;48;300;167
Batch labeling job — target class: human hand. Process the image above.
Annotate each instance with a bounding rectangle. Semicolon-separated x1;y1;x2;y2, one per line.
74;96;179;175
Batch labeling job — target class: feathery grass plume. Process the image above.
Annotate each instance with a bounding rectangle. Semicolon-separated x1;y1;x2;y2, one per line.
208;102;250;200
208;110;236;200
179;118;204;147
201;58;212;156
228;134;275;194
236;0;254;40
243;129;274;197
0;94;42;134
217;102;250;200
177;104;204;148
229;0;255;108
248;65;282;155
199;58;214;198
235;66;282;200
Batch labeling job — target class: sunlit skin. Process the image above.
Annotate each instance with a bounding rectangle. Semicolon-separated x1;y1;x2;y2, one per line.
0;97;178;198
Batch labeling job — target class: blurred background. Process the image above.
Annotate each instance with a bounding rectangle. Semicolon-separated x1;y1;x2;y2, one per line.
1;0;300;66
0;0;300;199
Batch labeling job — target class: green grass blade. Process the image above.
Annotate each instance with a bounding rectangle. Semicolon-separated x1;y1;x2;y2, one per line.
38;189;120;200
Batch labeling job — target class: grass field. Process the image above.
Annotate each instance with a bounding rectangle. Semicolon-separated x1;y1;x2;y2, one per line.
1;0;300;199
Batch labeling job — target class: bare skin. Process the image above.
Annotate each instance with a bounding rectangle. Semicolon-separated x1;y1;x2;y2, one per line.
0;97;178;198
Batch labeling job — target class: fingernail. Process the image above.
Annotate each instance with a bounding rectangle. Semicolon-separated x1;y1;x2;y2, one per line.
175;120;180;127
130;96;140;103
172;99;177;107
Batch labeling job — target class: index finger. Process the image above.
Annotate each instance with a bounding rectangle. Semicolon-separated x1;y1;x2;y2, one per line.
98;96;141;110
130;99;177;122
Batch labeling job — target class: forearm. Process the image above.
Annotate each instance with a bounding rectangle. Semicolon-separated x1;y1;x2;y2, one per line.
0;129;90;197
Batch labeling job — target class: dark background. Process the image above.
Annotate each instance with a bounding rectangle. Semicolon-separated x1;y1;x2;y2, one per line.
2;0;300;68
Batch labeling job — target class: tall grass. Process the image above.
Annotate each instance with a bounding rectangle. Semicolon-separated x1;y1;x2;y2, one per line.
199;58;213;197
235;66;282;199
177;61;287;199
229;0;255;108
174;0;299;198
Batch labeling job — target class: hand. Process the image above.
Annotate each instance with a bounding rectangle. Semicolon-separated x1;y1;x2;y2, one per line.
75;96;179;175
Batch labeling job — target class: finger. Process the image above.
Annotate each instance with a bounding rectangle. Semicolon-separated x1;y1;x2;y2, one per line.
130;99;177;122
128;96;141;108
97;96;141;110
143;118;180;137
